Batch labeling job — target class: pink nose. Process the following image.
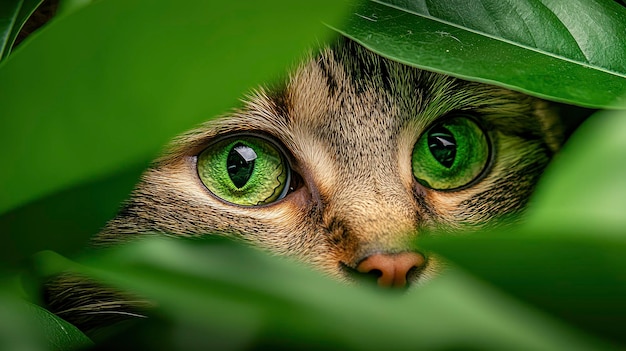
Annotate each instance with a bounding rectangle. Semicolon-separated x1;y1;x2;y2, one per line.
356;252;425;288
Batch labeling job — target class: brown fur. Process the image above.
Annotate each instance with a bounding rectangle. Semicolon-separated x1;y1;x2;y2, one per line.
46;39;564;331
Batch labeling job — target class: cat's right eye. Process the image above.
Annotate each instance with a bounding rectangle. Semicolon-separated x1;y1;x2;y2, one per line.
412;115;490;190
196;135;291;206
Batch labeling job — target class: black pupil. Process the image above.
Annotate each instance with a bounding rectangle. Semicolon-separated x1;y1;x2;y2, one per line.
227;143;257;188
428;126;456;168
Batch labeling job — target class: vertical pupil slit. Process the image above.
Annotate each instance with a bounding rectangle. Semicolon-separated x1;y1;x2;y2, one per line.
428;127;456;168
227;143;256;188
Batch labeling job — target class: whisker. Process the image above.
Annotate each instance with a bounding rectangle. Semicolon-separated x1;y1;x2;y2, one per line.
83;311;148;319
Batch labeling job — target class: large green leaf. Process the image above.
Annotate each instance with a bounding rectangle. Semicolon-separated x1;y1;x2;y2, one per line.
0;0;345;215
329;0;626;109
420;109;626;344
0;0;347;265
34;237;611;350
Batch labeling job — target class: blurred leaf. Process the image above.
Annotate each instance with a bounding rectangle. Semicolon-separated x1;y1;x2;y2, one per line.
0;0;347;266
0;0;346;215
35;237;611;350
0;0;43;59
329;0;626;109
421;233;626;345
0;162;145;270
421;110;626;344
57;0;91;17
527;109;626;232
0;293;92;351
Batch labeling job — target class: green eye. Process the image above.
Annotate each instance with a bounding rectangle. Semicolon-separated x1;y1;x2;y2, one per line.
197;135;290;206
412;116;490;190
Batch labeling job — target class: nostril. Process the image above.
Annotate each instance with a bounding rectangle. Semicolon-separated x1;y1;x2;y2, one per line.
356;252;425;288
367;269;383;278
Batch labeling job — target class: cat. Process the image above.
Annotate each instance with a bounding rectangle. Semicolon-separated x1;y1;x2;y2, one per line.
45;38;568;332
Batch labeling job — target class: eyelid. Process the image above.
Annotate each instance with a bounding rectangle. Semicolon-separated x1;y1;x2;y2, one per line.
426;110;482;130
197;131;291;158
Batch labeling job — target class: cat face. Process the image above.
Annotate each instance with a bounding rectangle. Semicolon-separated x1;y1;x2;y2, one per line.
95;40;563;288
46;39;566;331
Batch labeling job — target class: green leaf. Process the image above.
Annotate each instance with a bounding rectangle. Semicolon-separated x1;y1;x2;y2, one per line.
0;0;43;59
0;293;92;351
56;0;91;17
0;0;23;58
421;233;626;346
420;109;626;344
0;163;145;269
0;0;347;265
0;0;345;215
527;109;626;232
34;238;611;350
329;0;626;109
28;302;93;351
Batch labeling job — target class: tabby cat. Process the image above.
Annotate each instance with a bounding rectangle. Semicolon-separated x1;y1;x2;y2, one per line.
46;38;569;332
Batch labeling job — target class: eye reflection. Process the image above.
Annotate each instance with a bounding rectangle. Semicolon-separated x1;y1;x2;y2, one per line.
428;127;457;169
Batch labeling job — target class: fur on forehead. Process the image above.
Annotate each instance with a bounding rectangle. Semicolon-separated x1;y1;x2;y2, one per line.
155;39;559;166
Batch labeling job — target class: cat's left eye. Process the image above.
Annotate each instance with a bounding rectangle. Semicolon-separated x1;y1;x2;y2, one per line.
412;115;490;190
196;135;291;206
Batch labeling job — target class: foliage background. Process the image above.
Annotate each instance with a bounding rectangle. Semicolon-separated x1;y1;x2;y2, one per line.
1;0;625;350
